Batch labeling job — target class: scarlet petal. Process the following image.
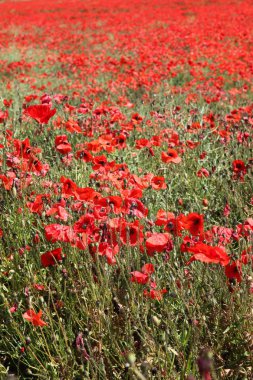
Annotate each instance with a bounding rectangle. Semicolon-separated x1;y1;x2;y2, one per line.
41;247;63;267
25;105;56;124
23;309;47;327
146;233;171;254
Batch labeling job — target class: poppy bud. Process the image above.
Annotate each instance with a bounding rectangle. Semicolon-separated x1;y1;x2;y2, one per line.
149;147;155;156
152;315;161;326
151;367;158;375
197;351;212;380
12;186;17;198
33;233;40;244
127;353;136;365
202;199;208;206
124;363;130;372
25;337;31;345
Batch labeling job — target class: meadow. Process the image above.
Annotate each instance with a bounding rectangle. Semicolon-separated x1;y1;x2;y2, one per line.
0;0;252;379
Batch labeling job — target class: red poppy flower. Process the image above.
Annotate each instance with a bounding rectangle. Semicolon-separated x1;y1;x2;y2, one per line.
161;149;181;164
186;140;200;149
211;226;233;245
130;174;150;190
131;262;155;284
13;137;38;159
232;159;247;180
27;195;45;214
225;261;242;283
60;176;77;198
25;104;56;124
130;271;149;284
33;283;45;291
73;213;95;234
0;174;14;190
26;156;49;176
232;159;247;174
0;110;8;123
236;218;253;239
55;135;72;155
46;202;70;221
25;95;38;103
155;209;175;226
184;242;230;266
123;197;148;218
92;155;108;170
163;214;185;236
75;149;93;162
182;213;204;236
240;247;253;266
97;242;118;265
223;203;231;217
112;134;126;149
23;309;47;327
41;247;64;267
74;186;100;202
9;304;18;313
197;168;210;178
65;119;82;133
142;263;155;275
3;99;12;108
146;233;173;255
120;220;144;246
143;288;167;300
131;113;143;123
151;176;167;190
121;189;143;199
45;224;75;243
106;196;122;213
135;138;150;149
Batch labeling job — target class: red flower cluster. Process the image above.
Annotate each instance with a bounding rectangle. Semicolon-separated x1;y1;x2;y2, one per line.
0;0;251;360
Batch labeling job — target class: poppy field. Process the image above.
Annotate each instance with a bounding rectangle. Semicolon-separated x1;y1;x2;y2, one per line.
0;0;252;378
